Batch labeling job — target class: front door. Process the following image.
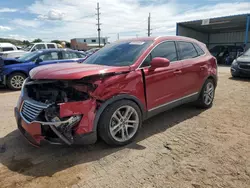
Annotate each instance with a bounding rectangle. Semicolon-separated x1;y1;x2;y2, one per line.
140;41;184;110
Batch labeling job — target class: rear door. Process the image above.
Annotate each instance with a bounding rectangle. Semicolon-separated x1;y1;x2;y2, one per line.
177;41;207;95
141;41;185;110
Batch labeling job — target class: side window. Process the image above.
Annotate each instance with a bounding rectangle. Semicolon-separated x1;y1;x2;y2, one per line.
38;52;59;61
33;44;46;51
193;43;205;56
47;44;56;49
178;42;198;60
76;52;86;58
141;41;177;67
2;47;14;51
63;51;79;59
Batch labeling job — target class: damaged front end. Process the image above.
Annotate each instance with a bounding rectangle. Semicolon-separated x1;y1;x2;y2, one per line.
15;79;98;146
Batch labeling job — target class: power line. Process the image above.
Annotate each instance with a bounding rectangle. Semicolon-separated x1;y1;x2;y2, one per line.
96;2;101;47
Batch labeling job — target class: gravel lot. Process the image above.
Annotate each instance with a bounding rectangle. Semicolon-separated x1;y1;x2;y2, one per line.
0;66;249;188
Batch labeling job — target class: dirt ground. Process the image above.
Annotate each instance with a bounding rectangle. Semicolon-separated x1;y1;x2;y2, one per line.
0;66;249;188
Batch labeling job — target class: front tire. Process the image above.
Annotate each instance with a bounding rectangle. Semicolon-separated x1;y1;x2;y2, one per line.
7;73;26;90
196;79;215;108
98;100;142;146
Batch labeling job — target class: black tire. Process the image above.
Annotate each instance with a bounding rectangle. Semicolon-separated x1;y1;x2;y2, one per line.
98;100;142;146
7;73;26;90
196;79;215;109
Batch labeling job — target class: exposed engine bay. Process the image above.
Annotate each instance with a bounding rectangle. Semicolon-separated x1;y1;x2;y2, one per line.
25;80;91;104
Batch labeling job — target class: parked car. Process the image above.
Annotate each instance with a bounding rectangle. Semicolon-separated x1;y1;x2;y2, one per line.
1;43;59;60
0;50;27;59
22;42;58;52
0;49;86;90
14;36;217;147
0;43;18;52
85;48;100;56
231;48;250;77
209;45;244;65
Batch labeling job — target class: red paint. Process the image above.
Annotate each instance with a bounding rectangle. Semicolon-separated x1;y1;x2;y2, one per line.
17;36;217;145
29;63;131;80
59;99;97;134
21;120;42;144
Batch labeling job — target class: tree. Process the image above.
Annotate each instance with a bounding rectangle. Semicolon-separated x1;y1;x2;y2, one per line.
32;38;43;43
22;40;30;46
65;42;71;48
51;40;61;44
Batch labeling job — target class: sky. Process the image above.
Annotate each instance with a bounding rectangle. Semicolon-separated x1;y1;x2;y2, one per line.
0;0;249;42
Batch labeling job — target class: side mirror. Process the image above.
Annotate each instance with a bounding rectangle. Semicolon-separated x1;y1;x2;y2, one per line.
35;58;43;64
150;57;170;69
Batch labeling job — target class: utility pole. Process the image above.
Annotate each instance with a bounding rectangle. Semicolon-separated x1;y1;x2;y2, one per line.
96;2;101;47
148;13;151;37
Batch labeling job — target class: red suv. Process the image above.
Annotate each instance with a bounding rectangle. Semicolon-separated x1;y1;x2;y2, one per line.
14;36;217;147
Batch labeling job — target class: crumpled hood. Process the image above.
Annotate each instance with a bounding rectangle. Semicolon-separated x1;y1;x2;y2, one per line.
30;62;131;80
237;55;250;63
0;58;21;66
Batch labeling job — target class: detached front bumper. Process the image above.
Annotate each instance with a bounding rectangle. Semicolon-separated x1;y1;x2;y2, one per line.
15;99;98;147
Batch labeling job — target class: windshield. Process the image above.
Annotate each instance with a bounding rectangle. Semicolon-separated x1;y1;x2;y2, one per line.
22;44;34;51
84;41;153;66
243;48;250;56
18;51;40;62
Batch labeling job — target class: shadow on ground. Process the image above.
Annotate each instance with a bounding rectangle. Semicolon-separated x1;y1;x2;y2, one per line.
0;86;17;94
0;104;205;177
229;76;250;82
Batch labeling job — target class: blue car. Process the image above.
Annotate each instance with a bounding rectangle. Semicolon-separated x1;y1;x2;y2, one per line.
0;49;86;90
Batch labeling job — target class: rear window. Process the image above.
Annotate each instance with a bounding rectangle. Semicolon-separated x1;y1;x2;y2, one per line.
0;47;14;52
177;42;198;60
47;44;56;49
193;43;205;56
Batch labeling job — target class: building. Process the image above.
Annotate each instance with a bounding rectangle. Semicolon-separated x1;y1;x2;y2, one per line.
71;37;108;51
176;14;250;50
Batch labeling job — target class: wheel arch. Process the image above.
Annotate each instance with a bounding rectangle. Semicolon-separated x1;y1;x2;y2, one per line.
198;74;217;96
93;94;146;132
6;70;28;79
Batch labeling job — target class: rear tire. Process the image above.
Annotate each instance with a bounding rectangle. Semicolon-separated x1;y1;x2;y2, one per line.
7;73;26;90
196;79;215;109
98;100;142;146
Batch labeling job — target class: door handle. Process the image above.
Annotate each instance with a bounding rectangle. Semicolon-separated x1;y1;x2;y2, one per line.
173;70;182;74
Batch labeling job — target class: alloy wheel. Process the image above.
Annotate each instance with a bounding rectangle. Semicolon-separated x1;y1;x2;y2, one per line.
10;75;25;89
109;105;139;142
203;82;214;105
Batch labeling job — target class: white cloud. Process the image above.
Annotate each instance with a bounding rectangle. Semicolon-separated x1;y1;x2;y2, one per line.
6;34;29;41
12;0;249;41
38;9;65;20
0;8;17;13
12;19;42;28
0;26;11;31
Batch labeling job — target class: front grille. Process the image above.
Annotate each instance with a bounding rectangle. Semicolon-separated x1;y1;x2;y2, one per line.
239;64;250;70
21;100;48;122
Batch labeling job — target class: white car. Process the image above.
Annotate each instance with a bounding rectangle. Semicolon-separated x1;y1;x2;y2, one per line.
1;43;59;58
22;42;58;52
0;43;18;52
0;50;26;59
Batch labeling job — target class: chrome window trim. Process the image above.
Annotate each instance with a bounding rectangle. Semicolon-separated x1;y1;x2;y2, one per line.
137;40;206;70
